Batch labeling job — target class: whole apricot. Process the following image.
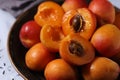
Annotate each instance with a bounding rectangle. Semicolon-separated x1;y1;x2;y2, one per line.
82;57;119;80
89;0;115;25
19;20;41;48
60;33;95;66
91;24;120;57
25;43;55;71
44;59;77;80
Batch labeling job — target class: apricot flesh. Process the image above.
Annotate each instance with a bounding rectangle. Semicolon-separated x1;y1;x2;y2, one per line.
62;8;96;40
44;59;77;80
91;24;120;57
40;25;64;53
82;57;119;80
60;33;95;66
34;1;64;27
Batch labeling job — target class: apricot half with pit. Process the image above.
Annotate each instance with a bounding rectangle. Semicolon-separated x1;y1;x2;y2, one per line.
59;33;95;66
34;1;64;27
62;8;96;40
40;25;65;53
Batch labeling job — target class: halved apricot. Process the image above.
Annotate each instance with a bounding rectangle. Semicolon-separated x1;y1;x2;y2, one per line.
40;25;65;53
62;8;96;40
34;1;64;27
59;33;95;66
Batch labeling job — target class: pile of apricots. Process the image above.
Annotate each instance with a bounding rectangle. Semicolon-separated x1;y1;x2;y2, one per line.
19;0;120;80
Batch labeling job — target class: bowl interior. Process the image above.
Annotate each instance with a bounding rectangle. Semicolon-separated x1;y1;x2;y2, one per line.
8;0;64;80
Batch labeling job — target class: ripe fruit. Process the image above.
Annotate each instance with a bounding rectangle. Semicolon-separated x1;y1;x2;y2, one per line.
34;1;64;27
62;0;88;12
91;24;120;57
44;59;77;80
25;43;55;71
62;8;96;40
82;57;119;80
89;0;115;25
19;20;41;48
40;25;65;53
60;33;95;66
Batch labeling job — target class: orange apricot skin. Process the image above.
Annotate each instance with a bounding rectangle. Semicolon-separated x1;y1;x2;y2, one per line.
89;0;115;24
34;1;64;27
62;0;88;12
25;43;55;71
60;33;95;66
44;59;77;80
40;25;65;53
62;8;96;40
91;24;120;57
82;57;119;80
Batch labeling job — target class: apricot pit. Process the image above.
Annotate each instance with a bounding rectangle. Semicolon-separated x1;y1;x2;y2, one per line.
69;40;84;56
70;14;84;33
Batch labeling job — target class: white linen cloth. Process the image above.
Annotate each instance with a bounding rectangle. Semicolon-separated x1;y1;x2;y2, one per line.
0;9;23;80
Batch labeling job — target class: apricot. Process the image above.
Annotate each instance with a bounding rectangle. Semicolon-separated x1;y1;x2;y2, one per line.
44;59;77;80
114;12;120;29
62;8;96;40
25;43;55;71
34;1;64;27
19;20;41;48
40;25;65;53
82;57;119;80
59;33;95;66
91;24;120;57
89;0;115;25
62;0;88;12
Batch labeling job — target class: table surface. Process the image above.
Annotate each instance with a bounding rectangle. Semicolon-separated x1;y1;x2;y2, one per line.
0;0;120;80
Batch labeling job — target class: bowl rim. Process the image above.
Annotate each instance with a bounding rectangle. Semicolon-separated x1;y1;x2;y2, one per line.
7;2;40;80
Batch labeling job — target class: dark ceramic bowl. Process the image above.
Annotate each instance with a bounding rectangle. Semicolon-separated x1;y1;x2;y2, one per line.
7;0;64;80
